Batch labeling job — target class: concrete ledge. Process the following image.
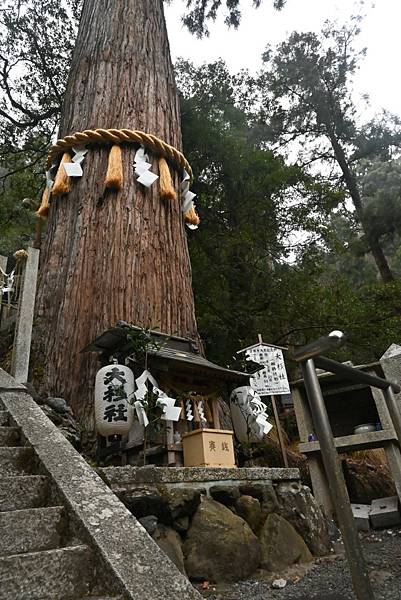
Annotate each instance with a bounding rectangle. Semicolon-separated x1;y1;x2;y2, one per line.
0;373;201;600
100;466;300;489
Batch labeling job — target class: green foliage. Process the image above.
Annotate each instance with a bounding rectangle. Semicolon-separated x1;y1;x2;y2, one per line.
178;0;285;37
259;18;401;282
178;59;401;371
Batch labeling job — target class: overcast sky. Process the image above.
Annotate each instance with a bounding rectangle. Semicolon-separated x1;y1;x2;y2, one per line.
165;0;400;117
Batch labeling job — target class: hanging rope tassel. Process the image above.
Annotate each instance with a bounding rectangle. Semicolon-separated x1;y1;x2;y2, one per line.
159;157;177;200
104;144;123;190
36;186;50;218
52;152;72;195
184;205;200;226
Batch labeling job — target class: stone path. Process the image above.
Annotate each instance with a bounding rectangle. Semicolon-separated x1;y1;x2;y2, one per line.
199;529;401;600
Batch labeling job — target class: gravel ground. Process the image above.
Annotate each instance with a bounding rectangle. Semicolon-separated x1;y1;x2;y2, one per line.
197;529;401;600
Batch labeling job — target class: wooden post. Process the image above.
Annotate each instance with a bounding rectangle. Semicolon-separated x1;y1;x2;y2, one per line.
165;420;176;466
0;255;7;328
11;247;39;383
212;398;221;429
271;394;289;468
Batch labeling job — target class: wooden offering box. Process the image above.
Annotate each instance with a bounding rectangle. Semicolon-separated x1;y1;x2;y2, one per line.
182;429;236;467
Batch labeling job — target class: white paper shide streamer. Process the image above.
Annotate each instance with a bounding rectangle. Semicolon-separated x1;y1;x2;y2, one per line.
181;169;198;230
63;146;88;177
185;399;194;421
134;146;159;188
134;369;181;426
229;386;273;443
197;400;207;425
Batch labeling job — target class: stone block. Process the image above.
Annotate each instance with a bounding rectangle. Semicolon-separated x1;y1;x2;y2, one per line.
160;486;201;520
0;411;9;426
0;545;92;600
259;513;313;572
275;481;330;556
116;486;169;520
153;525;186;575
0;426;20;447
234;495;262;534
184;497;260;582
239;482;279;515
210;484;241;505
0;447;34;476
0;475;49;512
351;503;371;531
0;506;64;555
370;496;401;529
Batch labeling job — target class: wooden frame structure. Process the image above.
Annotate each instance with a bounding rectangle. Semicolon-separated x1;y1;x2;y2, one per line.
291;362;401;517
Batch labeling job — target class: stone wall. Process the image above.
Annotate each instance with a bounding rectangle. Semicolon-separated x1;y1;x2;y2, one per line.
101;466;330;583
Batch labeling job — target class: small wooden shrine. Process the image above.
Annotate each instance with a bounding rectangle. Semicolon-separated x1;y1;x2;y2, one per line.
83;324;250;466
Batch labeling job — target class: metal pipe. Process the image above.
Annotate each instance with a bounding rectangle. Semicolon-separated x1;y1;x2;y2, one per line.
301;358;375;600
314;355;401;394
383;386;401;448
293;330;346;362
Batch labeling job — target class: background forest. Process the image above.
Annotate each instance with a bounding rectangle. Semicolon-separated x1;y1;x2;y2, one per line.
1;0;401;375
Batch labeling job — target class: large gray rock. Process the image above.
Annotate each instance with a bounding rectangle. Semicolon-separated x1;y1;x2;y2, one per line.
160;486;201;521
153;525;186;575
259;513;312;572
234;495;262;534
44;397;69;414
210;484;240;506
275;481;330;556
184;497;260;582
239;482;279;516
116;486;169;520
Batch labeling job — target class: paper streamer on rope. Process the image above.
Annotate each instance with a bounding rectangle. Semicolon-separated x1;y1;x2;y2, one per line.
230;386;273;442
181;170;199;230
62;146;88;178
134;146;159;188
134;369;181;426
185;399;194;421
197;400;207;425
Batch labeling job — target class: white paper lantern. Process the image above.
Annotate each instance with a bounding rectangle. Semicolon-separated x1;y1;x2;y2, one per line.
95;365;134;437
230;386;272;443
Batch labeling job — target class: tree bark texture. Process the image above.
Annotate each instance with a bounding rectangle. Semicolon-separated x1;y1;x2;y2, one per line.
35;0;199;427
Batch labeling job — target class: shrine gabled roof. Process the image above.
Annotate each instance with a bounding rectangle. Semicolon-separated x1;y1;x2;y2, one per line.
82;326;250;383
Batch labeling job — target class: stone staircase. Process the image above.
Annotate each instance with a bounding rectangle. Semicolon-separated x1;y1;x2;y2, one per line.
0;398;121;600
0;369;201;600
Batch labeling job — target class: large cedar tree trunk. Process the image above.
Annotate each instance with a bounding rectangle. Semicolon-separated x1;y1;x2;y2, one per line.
35;0;199;427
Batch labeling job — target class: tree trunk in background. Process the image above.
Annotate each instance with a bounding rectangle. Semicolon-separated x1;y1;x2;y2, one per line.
35;0;199;428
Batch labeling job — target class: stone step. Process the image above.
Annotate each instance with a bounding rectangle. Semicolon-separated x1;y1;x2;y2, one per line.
0;411;9;426
0;447;34;475
0;475;49;512
0;545;93;600
0;426;20;446
0;506;65;556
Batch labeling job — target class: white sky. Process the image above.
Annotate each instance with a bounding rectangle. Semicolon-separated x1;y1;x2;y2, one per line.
165;0;401;117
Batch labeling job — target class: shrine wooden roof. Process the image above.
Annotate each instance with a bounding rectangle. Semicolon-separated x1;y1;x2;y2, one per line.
82;325;250;384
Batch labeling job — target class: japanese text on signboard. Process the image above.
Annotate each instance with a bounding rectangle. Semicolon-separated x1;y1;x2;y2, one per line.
246;345;290;396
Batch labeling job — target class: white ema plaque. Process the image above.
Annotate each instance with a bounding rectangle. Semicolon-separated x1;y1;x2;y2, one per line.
246;344;290;396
